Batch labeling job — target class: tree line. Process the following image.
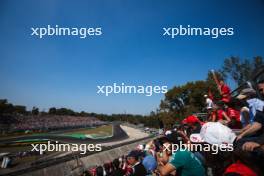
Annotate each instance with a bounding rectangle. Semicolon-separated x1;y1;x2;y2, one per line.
0;56;263;128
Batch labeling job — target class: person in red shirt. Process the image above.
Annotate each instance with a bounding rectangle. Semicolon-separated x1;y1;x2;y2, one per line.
226;107;241;129
218;79;231;103
181;115;204;134
181;115;203;126
226;100;242;129
212;101;231;125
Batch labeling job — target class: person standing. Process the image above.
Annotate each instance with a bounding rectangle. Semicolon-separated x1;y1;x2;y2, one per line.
218;79;231;103
204;94;214;110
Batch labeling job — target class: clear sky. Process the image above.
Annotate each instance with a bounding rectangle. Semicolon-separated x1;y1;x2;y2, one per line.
0;0;264;115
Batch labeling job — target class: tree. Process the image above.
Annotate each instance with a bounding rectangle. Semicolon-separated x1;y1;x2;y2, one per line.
14;105;27;115
220;56;263;86
0;99;14;115
56;108;76;116
48;107;57;115
32;107;39;115
159;80;212;121
0;99;8;105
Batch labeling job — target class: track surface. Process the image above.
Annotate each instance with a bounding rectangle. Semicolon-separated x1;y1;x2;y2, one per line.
0;123;128;145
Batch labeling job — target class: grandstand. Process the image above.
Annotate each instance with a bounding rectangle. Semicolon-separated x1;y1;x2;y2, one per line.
0;114;152;176
0;115;105;134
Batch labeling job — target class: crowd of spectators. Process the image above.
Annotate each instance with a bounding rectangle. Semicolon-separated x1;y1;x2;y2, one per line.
79;79;264;176
3;115;105;132
1;150;43;169
1;78;264;175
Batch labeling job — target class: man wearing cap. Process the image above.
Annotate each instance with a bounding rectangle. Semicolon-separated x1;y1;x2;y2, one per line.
236;88;264;141
238;88;257;128
181;115;203;134
126;150;147;176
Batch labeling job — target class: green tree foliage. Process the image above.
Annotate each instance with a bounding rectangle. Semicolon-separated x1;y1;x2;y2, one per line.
157;71;224;127
48;107;57;114
220;56;263;85
14;105;27;114
56;108;76;116
48;107;76;116
0;99;14;114
160;81;210;117
32;107;39;115
0;99;27;115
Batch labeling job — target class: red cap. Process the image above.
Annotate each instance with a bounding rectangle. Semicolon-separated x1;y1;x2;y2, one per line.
224;161;257;176
182;115;201;125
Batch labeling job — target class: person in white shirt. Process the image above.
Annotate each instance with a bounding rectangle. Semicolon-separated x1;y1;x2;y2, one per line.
204;94;213;110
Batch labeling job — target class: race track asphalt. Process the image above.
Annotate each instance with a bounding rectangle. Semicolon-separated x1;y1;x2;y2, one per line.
0;122;129;145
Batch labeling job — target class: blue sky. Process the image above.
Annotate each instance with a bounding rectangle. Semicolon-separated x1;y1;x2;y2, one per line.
0;0;264;115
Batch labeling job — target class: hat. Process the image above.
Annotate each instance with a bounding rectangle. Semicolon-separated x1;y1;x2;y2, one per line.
182;115;201;125
166;131;181;144
165;130;172;135
224;161;257;176
136;144;144;151
199;122;236;145
237;88;256;100
127;150;140;159
142;155;157;173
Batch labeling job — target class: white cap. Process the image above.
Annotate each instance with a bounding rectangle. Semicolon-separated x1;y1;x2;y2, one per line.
137;144;144;150
165;130;172;136
199;122;236;145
